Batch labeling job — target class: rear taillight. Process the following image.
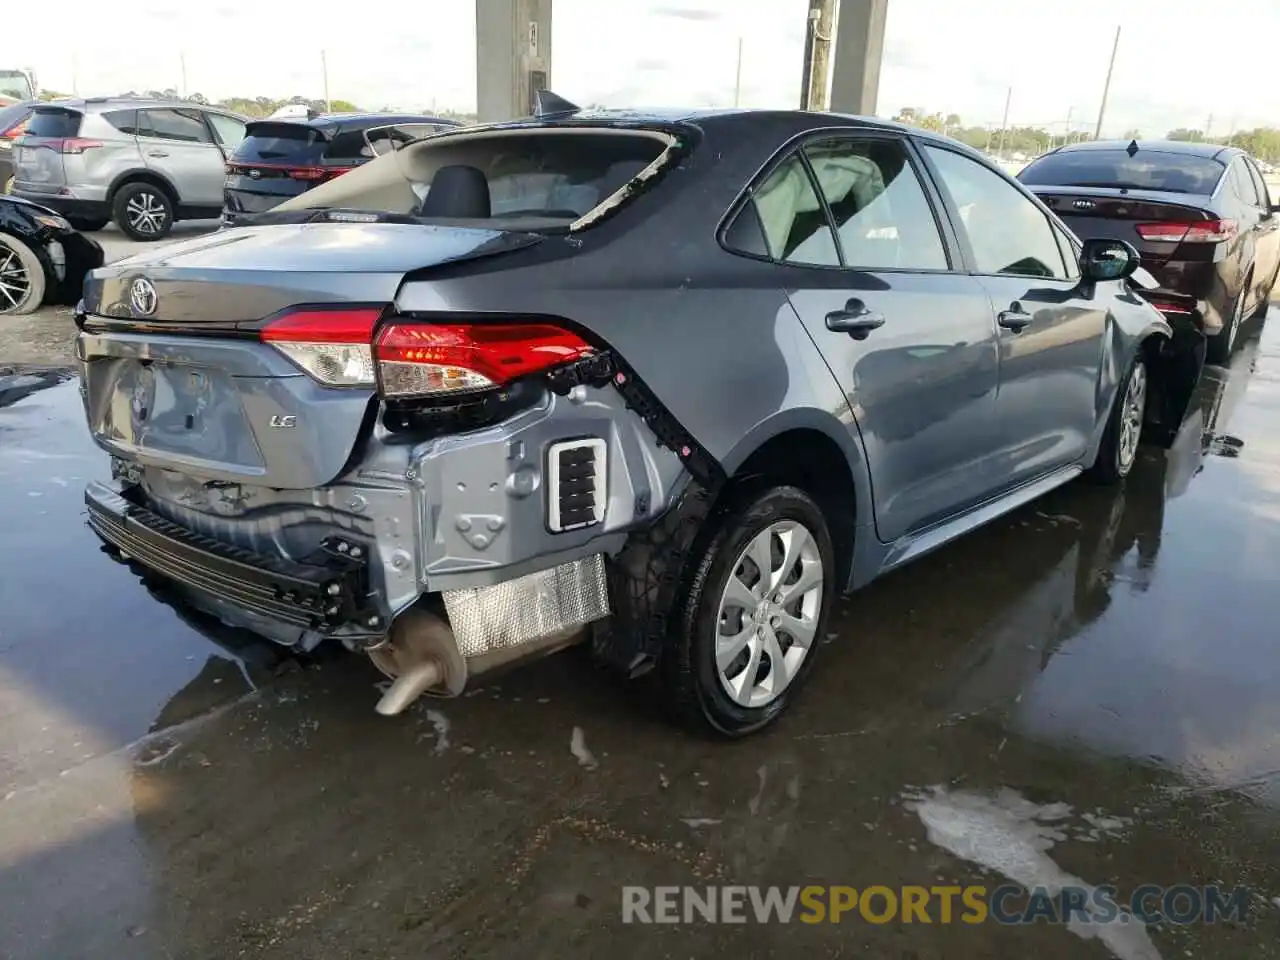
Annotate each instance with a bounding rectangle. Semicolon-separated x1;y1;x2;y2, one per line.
260;307;596;397
1142;295;1196;316
50;137;103;154
1135;219;1237;243
374;321;595;399
260;307;382;387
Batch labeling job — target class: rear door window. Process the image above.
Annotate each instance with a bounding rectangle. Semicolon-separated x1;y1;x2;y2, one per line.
1019;149;1226;195
749;154;841;266
102;109;140;135
1230;159;1260;206
139;108;212;143
801;137;949;271
24;109;82;138
1245;158;1272;209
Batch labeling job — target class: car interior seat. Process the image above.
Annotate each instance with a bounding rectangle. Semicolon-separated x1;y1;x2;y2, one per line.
420;164;491;218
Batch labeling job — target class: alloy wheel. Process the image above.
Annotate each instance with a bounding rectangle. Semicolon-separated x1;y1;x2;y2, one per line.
1117;362;1146;471
126;191;168;236
0;246;31;312
715;520;824;709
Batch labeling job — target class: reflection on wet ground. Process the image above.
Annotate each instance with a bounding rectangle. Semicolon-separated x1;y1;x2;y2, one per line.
0;323;1279;958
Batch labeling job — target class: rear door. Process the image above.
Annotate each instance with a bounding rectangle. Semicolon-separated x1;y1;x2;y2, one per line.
727;133;1002;543
1242;156;1280;308
923;144;1107;489
136;107;225;206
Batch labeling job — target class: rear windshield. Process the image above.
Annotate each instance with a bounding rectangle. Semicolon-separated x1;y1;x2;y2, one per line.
25;108;83;139
0;103;31;135
232;123;326;164
1019;149;1226;195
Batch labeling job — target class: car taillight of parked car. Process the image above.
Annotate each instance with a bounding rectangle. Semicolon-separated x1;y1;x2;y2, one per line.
1135;219;1238;243
225;163;351;183
259;306;596;398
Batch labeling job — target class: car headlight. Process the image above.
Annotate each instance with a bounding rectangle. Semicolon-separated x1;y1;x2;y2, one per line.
32;213;71;231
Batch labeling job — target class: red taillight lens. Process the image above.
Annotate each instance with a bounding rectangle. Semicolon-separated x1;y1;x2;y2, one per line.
1143;296;1195;316
54;137;103;155
373;321;595;399
1135;219;1237;243
261;306;383;386
261;308;595;397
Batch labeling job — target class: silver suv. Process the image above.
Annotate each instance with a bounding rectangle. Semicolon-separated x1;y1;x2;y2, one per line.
12;98;247;240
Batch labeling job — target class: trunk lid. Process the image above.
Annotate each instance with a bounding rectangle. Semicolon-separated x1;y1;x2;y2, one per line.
12;106;81;195
80;220;541;489
1031;185;1219;275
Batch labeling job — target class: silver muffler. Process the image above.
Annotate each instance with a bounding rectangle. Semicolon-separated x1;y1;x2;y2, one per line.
370;554;611;715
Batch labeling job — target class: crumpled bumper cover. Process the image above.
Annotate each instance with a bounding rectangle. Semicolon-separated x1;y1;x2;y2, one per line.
85;480;386;636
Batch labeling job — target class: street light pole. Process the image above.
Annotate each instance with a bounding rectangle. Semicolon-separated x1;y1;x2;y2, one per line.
1094;25;1120;140
734;36;743;107
996;86;1011;158
321;50;331;112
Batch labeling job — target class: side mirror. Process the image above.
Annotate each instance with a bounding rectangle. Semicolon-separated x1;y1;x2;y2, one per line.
1080;238;1140;282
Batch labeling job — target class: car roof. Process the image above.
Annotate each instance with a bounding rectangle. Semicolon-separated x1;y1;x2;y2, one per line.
1051;138;1237;161
33;97;247;117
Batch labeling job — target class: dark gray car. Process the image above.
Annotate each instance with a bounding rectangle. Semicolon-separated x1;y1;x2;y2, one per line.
73;99;1201;736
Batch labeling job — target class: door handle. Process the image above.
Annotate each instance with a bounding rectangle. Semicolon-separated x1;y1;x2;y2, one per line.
147;150;169;158
825;298;886;340
997;309;1033;332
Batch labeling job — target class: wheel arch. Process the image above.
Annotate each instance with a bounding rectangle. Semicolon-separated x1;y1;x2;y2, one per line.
719;409;872;590
106;169;180;207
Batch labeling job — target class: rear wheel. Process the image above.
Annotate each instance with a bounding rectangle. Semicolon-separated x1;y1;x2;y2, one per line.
113;182;174;241
0;232;46;315
1087;354;1147;484
661;485;835;737
1207;284;1247;365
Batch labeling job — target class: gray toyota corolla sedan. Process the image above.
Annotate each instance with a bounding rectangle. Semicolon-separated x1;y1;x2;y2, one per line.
72;94;1203;737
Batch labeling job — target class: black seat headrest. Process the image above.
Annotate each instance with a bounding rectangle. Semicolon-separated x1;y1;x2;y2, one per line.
421;165;491;218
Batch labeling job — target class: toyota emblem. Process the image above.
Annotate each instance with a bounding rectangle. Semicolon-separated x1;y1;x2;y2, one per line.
129;278;158;317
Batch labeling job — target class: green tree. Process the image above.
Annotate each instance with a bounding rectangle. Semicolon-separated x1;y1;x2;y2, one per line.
1166;128;1202;142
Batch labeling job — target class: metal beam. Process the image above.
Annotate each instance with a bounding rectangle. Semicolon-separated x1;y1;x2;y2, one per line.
828;0;888;117
476;0;553;123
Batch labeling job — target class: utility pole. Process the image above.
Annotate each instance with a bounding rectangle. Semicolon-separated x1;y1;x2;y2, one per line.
996;86;1012;158
1094;25;1120;140
179;51;187;98
800;0;836;111
1204;113;1213;141
71;53;79;97
321;50;331;112
734;36;744;107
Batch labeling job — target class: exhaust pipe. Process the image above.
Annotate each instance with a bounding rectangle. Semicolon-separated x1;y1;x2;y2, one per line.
369;554;611;715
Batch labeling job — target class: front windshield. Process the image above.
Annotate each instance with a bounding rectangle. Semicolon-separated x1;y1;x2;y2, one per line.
0;70;33;101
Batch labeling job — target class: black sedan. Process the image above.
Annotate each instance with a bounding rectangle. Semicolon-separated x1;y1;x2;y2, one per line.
0;195;103;314
222;111;461;225
1019;139;1280;364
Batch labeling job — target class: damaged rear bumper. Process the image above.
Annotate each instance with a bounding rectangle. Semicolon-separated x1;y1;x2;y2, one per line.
86;480;388;641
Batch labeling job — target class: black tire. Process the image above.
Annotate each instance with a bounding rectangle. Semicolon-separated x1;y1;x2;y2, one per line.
0;231;47;315
661;484;836;737
68;217;109;232
112;182;174;241
1206;284;1246;366
1087;353;1147;485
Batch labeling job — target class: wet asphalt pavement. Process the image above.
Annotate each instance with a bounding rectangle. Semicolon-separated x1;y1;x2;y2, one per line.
1;318;1280;959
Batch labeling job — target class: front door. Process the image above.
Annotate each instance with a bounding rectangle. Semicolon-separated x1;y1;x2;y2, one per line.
921;144;1108;490
136;107;226;207
728;134;1002;543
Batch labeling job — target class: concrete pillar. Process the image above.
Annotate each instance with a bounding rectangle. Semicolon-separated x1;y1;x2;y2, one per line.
828;0;888;117
476;0;553;123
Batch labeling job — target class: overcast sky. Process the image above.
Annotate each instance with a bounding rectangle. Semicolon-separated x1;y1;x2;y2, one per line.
17;0;1280;137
